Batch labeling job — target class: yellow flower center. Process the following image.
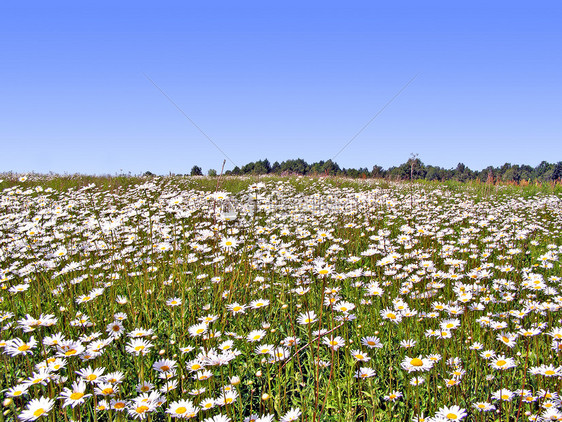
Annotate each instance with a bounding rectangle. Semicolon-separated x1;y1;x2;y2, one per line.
411;358;423;367
70;392;84;400
135;345;145;351
446;413;457;420
18;345;31;352
33;408;45;417
496;360;506;367
86;374;97;381
115;402;125;409
102;388;113;395
545;370;555;375
136;406;149;413
65;349;77;356
176;406;187;414
161;365;170;371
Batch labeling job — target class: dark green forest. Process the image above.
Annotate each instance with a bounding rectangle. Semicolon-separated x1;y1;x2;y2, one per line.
199;159;562;182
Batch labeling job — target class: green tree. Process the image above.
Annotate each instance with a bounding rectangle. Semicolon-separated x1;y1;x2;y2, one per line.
190;165;203;176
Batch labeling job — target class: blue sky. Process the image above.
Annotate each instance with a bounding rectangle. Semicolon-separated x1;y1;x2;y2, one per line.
1;1;561;175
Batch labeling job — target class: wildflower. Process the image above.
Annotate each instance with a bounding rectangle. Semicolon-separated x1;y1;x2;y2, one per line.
200;398;215;411
497;332;518;348
384;391;403;401
76;366;105;383
96;399;109;411
255;344;274;355
216;390;239;406
227;303;247;314
350;349;371;362
6;384;29;398
400;339;417;348
160;380;178;393
95;382;118;397
530;364;562;377
247;330;267;342
401;356;433;372
110;399;127;411
435;405;467;420
480;350;495;359
128;400;156;419
490;355;516;370
136;381;154;393
126;338;153;356
492;389;514;401
323;336;345;351
24;369;52;387
472;402;496;412
541;408;562;421
166;399;199;419
297;310;317;325
166;297;182;307
59;381;91;408
153;359;176;373
410;376;425;386
380;308;402;323
334;301;356;313
361;336;383;349
5;336;37;356
104;371;125;384
280;407;302;422
355;367;376;379
18;397;55;421
250;299;270;309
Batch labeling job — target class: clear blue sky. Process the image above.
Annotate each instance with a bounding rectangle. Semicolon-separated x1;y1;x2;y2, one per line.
1;1;561;175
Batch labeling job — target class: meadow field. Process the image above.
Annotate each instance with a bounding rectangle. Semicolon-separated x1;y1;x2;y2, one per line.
1;175;561;422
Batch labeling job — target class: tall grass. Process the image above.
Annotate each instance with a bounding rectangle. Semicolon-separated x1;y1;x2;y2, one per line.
0;175;561;422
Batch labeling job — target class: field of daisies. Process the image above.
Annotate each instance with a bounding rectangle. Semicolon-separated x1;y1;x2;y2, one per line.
1;175;561;422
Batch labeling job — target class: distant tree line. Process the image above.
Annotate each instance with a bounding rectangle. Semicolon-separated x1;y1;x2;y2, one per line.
205;158;562;182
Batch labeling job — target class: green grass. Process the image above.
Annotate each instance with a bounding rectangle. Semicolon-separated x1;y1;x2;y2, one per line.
0;175;561;422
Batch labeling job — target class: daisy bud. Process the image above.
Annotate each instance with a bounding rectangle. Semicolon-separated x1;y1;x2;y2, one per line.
256;370;262;377
282;304;288;309
262;393;270;400
3;399;12;407
159;349;166;355
151;335;157;340
231;376;241;386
